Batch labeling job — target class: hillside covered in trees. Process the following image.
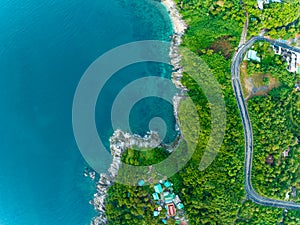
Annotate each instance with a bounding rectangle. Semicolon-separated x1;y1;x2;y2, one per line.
243;41;300;204
104;0;300;224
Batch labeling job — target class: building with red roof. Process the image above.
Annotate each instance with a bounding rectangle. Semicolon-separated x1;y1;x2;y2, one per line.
167;203;176;216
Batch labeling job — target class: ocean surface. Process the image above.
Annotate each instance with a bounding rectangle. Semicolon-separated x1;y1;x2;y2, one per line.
0;0;175;224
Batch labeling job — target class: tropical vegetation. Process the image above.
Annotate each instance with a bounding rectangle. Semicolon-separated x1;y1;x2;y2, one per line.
105;0;300;224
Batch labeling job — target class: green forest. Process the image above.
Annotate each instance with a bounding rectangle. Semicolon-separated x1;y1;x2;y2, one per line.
105;0;300;224
245;42;300;203
106;147;171;225
244;0;300;39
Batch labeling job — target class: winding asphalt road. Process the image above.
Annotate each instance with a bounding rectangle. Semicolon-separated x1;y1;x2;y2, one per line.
231;36;300;210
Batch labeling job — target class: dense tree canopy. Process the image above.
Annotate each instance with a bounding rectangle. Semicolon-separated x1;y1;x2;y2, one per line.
105;0;300;224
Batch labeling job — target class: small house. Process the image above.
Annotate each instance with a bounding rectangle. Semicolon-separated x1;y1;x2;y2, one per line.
283;147;291;158
163;191;170;197
176;203;184;210
167;203;176;216
152;193;160;201
163;180;172;188
173;195;181;205
164;193;175;204
258;0;282;10
154;183;163;193
246;50;261;62
137;179;145;186
257;0;264;9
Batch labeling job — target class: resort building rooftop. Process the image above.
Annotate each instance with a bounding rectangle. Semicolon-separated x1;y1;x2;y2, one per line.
245;50;261;62
152;193;160;201
154;183;163;193
137;179;145;186
167;203;176;216
151;180;186;223
163;180;172;188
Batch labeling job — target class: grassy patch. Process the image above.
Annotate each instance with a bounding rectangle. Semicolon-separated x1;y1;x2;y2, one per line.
122;147;170;166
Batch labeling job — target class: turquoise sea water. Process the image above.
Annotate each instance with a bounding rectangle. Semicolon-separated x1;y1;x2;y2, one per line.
0;0;174;224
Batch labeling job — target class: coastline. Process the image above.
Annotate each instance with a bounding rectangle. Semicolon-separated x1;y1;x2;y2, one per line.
90;130;162;225
90;1;187;224
161;0;187;91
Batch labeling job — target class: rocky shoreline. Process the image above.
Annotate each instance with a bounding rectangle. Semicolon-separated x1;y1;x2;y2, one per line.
162;0;188;91
90;1;187;224
90;130;162;225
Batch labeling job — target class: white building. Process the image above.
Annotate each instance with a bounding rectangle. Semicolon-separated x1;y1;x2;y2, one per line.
288;52;300;73
272;45;300;74
257;0;282;10
245;50;261;62
258;0;264;10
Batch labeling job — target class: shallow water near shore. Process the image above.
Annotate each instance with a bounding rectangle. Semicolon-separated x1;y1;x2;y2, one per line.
0;0;175;224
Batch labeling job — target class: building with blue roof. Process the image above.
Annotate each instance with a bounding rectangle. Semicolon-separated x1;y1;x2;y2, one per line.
163;180;172;188
137;179;145;186
151;180;186;222
152;193;160;201
257;0;282;10
164;193;175;203
177;203;184;210
163;191;170;197
154;183;163;193
246;50;261;62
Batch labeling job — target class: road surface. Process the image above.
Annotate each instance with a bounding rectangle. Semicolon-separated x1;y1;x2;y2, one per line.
231;36;300;210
